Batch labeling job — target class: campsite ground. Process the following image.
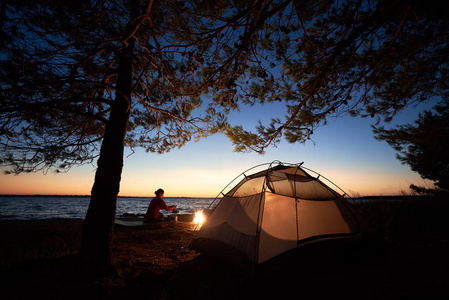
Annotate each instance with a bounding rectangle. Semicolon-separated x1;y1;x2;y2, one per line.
0;196;448;300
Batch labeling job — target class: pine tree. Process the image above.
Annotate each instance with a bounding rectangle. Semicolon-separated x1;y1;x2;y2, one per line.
2;0;448;275
374;99;449;195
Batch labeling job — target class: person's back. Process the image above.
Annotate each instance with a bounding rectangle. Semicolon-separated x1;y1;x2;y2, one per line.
143;188;176;222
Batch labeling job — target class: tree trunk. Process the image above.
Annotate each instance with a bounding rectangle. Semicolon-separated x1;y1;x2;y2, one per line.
80;44;134;277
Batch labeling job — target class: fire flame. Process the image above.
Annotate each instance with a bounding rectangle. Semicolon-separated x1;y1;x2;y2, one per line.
193;210;205;225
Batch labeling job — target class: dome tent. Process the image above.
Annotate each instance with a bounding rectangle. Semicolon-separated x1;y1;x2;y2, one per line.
190;161;372;265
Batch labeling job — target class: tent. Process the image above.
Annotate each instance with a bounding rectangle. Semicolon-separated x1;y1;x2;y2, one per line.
190;161;373;265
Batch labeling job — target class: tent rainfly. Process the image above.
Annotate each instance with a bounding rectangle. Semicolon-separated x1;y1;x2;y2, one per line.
190;161;373;265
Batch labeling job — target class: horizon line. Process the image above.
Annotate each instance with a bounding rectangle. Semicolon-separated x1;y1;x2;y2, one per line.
0;193;423;199
0;193;216;198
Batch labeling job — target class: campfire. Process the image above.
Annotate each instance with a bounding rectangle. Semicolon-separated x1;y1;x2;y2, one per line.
192;210;205;226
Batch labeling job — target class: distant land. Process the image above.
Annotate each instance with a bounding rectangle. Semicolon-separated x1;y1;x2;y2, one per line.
0;194;90;197
0;194;442;201
0;194;211;198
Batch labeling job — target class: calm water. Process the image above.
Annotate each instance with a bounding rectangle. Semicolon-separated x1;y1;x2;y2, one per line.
0;195;217;220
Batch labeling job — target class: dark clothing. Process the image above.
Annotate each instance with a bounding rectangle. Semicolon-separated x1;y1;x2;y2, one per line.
144;196;171;221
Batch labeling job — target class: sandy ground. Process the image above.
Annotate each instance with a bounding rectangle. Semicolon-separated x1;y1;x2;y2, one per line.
0;209;448;300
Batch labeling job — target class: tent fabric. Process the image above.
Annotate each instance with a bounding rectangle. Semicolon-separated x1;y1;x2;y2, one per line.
190;162;371;265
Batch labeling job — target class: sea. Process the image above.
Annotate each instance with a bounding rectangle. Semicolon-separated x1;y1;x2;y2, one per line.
0;195;218;220
0;194;424;221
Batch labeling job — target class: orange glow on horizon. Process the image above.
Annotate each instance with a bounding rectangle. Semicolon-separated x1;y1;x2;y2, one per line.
0;163;431;198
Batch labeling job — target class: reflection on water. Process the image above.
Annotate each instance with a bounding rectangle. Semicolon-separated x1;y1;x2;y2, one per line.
0;196;216;220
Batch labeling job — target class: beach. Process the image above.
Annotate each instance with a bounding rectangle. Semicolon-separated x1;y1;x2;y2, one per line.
0;198;448;299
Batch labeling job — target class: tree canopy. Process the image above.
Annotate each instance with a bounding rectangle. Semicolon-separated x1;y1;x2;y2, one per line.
223;0;449;152
374;99;449;195
1;0;449;275
2;0;448;171
0;0;221;174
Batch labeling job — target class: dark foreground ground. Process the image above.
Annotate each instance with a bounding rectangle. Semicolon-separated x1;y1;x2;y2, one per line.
0;197;448;299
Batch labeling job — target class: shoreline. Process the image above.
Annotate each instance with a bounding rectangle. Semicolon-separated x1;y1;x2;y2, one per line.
0;218;448;299
0;195;215;221
0;194;216;199
1;200;448;299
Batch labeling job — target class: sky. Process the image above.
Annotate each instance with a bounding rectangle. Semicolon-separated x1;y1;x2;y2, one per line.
0;99;437;198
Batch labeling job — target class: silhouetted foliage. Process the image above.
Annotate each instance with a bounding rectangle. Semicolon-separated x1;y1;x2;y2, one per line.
3;0;448;168
0;0;223;174
2;0;449;275
374;99;449;196
222;0;449;152
0;0;307;275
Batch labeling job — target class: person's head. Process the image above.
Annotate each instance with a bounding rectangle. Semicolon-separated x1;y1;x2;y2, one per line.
155;188;164;197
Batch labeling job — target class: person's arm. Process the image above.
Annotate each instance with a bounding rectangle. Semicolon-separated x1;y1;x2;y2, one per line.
160;198;176;211
166;205;176;211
